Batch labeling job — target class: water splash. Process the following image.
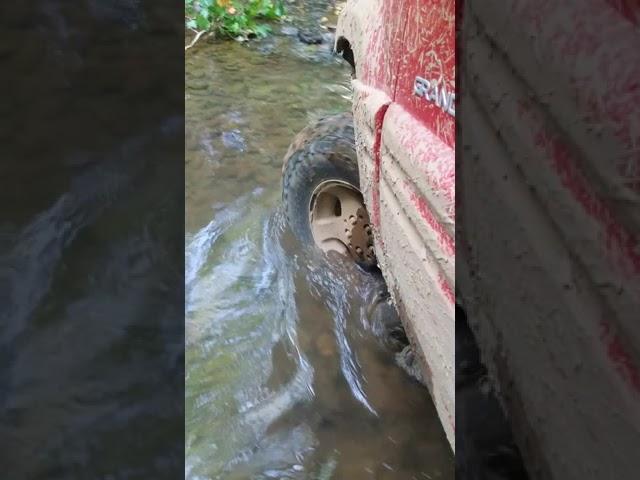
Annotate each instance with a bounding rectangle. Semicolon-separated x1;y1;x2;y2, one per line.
305;257;378;416
185;201;316;479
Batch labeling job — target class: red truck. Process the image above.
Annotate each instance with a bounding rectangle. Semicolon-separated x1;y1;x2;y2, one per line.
283;0;455;447
282;1;640;478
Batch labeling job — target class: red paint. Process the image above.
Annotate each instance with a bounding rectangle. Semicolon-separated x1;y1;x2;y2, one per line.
354;0;456;144
518;99;640;392
507;0;640;192
359;0;407;97
604;0;640;25
393;0;456;148
600;320;640;394
371;103;390;232
407;185;455;257
438;272;455;305
521;104;640;276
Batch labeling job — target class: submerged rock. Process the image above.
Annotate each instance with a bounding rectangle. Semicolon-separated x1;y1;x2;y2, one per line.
297;28;324;45
280;25;299;37
221;129;246;151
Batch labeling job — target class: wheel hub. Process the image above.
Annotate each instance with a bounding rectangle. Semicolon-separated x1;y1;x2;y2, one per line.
309;181;376;266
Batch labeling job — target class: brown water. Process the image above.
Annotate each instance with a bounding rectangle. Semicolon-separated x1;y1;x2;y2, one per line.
185;17;453;480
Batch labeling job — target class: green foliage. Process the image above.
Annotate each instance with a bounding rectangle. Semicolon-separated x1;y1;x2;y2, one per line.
185;0;286;40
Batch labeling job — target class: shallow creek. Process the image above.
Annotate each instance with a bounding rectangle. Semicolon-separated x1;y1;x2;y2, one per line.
185;11;453;479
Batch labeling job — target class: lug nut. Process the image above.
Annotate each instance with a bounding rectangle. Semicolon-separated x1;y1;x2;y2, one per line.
355;246;363;255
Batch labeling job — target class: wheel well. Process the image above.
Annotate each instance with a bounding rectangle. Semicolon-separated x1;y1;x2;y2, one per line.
335;36;356;77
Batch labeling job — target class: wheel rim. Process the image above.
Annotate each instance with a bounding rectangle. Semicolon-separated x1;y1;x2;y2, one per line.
309;180;376;266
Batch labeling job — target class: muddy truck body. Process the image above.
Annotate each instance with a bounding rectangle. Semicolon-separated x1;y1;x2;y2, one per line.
332;0;455;448
283;0;640;478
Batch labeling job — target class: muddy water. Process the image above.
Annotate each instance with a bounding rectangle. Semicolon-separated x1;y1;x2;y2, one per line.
185;21;453;480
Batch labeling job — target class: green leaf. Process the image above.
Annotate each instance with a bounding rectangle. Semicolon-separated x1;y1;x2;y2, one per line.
186;0;284;40
196;12;210;30
253;24;271;38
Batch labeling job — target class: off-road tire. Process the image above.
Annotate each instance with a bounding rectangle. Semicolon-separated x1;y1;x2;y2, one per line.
282;112;361;249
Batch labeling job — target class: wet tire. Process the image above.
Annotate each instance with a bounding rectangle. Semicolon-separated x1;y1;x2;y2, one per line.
282;112;362;252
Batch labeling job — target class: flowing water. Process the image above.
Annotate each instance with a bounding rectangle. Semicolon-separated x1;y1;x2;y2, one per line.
185;8;453;480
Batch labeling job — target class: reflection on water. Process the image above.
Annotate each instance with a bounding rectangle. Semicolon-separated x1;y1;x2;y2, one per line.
185;15;453;480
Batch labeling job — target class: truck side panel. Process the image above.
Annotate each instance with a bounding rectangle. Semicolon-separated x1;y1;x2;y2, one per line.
459;1;640;478
337;0;456;449
377;0;455;448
